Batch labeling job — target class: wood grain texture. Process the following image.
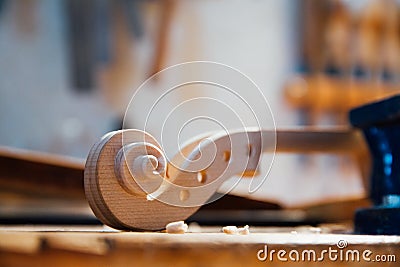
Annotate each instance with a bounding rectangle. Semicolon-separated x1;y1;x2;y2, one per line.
84;130;200;230
0;226;399;267
85;128;370;230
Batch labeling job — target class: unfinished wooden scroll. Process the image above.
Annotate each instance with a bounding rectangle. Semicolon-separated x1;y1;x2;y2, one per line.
84;127;368;230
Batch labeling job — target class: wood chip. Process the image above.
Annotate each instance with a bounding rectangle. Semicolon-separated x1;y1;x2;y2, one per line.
222;226;238;234
166;221;188;234
222;225;250;235
238;225;250;235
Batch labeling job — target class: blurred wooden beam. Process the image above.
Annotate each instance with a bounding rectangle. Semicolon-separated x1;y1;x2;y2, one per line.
0;146;84;199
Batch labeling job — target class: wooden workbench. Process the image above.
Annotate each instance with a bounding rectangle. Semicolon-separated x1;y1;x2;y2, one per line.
0;225;398;267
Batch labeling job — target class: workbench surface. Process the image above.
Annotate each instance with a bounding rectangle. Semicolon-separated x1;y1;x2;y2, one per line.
0;225;399;267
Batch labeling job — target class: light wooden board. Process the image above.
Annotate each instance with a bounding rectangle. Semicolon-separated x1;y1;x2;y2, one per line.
0;145;85;199
0;226;399;267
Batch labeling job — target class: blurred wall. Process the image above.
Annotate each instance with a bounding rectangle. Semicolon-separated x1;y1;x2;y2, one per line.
0;0;117;157
0;0;364;206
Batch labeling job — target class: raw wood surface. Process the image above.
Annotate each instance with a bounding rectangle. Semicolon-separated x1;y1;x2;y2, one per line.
84;130;200;230
85;128;370;230
0;225;399;267
274;128;364;153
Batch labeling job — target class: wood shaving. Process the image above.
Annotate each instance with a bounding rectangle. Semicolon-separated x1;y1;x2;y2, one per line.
166;221;188;234
222;226;238;234
237;225;250;235
222;225;250;235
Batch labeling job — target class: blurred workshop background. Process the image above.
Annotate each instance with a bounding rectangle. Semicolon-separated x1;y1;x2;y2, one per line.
1;0;400;208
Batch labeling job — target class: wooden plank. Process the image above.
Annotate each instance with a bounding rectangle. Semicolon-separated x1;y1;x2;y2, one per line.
0;231;42;254
0;226;399;267
0;146;84;199
275;128;365;154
